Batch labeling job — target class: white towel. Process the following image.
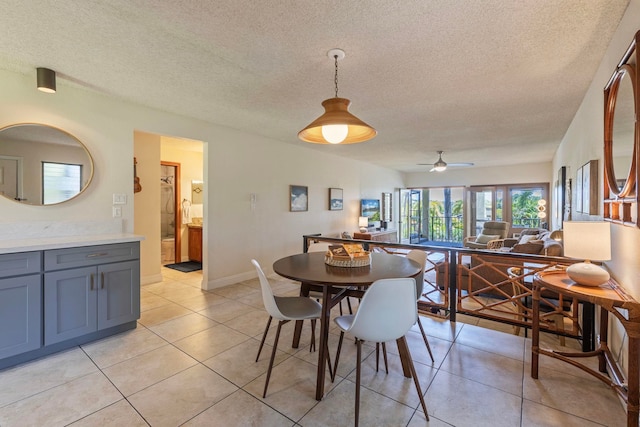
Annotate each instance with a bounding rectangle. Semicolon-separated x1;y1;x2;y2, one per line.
182;200;191;224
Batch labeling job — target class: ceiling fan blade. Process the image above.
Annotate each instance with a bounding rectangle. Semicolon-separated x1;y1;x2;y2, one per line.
447;162;474;167
417;163;435;166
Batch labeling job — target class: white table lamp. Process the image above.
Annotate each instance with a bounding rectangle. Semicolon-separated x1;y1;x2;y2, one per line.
359;216;369;233
563;221;611;286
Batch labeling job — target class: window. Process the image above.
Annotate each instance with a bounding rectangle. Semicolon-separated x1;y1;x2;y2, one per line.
510;187;544;228
42;162;82;204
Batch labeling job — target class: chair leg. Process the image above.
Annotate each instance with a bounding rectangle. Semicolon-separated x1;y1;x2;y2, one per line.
554;314;566;346
416;318;435;363
399;335;429;421
381;342;389;374
263;320;285;398
355;338;362;427
332;331;345;382
347;296;353;314
256;316;273;362
325;337;334;381
375;343;380;372
310;319;316;352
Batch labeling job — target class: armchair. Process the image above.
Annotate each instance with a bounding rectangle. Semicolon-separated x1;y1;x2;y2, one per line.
463;221;510;249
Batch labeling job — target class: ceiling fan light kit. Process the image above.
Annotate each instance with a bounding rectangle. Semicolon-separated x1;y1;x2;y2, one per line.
418;151;474;172
298;49;376;144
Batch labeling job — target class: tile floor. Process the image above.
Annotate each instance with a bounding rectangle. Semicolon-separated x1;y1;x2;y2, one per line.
0;267;628;426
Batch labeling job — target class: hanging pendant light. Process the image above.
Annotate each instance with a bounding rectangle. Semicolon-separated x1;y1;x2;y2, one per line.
433;151;447;172
298;49;376;144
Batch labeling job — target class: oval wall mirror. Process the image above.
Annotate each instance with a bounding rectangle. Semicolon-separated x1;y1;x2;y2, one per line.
0;123;94;205
603;31;640;227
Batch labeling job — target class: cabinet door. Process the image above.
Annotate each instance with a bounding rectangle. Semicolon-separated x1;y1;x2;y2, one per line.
0;275;41;359
44;267;97;345
98;261;140;329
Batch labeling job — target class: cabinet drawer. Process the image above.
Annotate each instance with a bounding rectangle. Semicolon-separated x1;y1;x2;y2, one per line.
0;252;42;278
44;242;140;271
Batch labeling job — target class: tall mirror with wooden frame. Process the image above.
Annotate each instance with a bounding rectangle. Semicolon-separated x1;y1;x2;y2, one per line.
604;31;640;227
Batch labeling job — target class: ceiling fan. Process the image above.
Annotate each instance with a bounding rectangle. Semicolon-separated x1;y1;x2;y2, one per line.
418;151;474;172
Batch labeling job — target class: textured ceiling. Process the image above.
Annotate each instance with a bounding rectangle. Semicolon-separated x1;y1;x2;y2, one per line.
0;0;630;172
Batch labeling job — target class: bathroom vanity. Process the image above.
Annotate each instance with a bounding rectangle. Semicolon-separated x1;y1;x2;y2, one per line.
0;234;142;369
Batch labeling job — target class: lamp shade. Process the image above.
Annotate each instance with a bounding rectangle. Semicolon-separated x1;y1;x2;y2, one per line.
359;216;369;232
563;221;611;286
563;221;611;261
37;67;56;93
298;98;377;144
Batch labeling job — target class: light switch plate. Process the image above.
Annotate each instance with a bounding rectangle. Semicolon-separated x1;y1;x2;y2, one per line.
112;206;122;217
113;194;127;205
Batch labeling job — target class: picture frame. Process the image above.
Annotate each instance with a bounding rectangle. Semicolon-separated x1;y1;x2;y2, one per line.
576;160;598;215
576;166;583;213
290;185;308;212
329;187;343;210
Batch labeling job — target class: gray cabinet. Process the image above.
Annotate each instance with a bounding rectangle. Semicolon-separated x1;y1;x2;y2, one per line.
0;274;42;359
0;241;140;369
44;244;140;346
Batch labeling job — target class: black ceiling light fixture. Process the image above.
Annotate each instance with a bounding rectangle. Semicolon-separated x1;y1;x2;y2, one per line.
36;67;56;93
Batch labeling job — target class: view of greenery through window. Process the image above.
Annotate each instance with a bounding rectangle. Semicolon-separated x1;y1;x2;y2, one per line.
401;185;546;245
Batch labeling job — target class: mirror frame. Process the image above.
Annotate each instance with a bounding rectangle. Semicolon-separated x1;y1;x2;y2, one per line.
0;123;94;206
603;31;640;227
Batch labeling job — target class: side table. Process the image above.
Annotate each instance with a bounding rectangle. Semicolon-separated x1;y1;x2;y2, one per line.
531;270;640;427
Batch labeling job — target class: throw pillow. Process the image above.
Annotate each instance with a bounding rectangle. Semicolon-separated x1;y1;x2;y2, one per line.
476;233;500;244
518;234;539;244
512;242;544;254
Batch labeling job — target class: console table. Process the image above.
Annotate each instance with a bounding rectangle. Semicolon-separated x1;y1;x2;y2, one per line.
531;270;640;427
352;229;398;243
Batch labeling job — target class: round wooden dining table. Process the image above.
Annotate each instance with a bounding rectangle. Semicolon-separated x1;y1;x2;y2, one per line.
273;251;422;400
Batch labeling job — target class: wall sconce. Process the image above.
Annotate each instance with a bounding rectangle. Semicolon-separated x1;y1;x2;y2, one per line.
36;67;56;93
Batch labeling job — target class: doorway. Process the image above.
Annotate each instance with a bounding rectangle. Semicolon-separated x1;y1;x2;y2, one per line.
160;162;181;264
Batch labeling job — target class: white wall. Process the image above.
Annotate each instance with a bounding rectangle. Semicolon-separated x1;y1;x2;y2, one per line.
0;68;402;289
553;0;640;374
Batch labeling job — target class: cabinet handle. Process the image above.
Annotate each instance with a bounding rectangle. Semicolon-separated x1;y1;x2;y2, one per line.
90;274;94;290
87;252;108;258
101;272;105;289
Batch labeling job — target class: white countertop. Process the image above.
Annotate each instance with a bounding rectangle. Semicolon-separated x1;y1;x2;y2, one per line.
0;233;144;254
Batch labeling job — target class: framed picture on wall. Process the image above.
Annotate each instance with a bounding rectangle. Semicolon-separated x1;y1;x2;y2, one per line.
576;167;583;213
329;188;343;210
582;160;598;215
290;185;308;212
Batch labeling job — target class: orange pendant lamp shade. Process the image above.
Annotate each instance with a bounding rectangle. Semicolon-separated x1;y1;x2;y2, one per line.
298;97;377;144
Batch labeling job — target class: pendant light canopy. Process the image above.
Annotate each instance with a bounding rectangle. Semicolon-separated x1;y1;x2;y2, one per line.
298;49;376;144
36;67;56;93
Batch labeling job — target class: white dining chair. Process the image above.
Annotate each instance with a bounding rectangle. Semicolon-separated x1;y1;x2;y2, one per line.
332;278;429;426
251;259;331;398
375;249;434;374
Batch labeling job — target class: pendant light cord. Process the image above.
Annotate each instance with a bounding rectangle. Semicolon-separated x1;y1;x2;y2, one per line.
334;54;339;98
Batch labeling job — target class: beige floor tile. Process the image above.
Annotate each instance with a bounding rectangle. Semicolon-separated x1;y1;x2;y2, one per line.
440;342;524;396
81;327;166;368
198;299;258;323
222;309;271;337
68;399;148;426
455;323;526;361
523;364;626;426
425;370;522;427
204;338;291;388
145;281;202;299
173;323;250;361
382;330;450;367
407;410;451;426
0;372;121;427
236;291;267;309
128;364;237;427
412;314;463;342
521;398;606;426
102;344;197;396
211;283;258;299
138;302;193;327
172;291;227;311
140;292;172;312
149;312;217;342
0;347;98;407
183;389;295;426
300;379;416;427
342;349;437;408
244;356;335;421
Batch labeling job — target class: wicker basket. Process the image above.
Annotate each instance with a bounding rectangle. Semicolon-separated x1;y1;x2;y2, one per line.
324;252;371;267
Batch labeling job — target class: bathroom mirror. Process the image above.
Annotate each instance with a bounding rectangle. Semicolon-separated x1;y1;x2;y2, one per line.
0;123;94;205
603;31;640;226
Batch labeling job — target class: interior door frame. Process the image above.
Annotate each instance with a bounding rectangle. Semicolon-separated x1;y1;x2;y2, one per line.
161;161;181;263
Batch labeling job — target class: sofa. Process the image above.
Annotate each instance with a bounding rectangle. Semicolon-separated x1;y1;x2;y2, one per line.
501;228;563;256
